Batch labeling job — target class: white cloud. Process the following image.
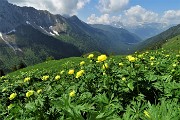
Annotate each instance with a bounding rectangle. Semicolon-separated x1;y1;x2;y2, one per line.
8;0;90;15
161;10;180;24
87;5;162;27
123;5;159;26
98;0;129;13
87;14;121;24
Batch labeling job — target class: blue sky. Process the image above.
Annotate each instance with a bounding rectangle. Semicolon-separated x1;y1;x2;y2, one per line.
8;0;180;26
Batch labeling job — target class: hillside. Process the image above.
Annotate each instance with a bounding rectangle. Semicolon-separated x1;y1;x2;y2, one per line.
137;24;180;51
1;51;180;119
0;0;142;73
162;35;180;51
0;24;81;73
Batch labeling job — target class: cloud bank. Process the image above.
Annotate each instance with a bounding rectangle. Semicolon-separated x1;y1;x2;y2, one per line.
88;5;180;26
8;0;90;15
97;0;129;13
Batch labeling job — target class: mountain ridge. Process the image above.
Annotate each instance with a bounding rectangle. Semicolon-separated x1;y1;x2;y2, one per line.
136;24;180;50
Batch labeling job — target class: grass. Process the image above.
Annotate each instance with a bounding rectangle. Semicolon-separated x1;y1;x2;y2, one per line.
162;35;180;51
1;49;180;119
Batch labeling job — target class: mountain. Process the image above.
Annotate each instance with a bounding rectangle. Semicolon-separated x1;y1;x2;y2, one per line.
0;24;81;72
136;24;180;51
111;22;172;40
91;24;141;43
0;0;141;72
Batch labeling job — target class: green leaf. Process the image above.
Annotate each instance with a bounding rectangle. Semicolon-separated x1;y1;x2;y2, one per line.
128;82;134;91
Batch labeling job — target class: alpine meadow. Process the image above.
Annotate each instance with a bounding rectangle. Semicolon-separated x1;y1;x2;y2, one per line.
1;0;180;120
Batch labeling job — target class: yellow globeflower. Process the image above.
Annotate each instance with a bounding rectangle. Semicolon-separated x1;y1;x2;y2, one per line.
165;55;170;57
150;56;155;60
41;75;49;81
24;77;31;82
8;104;14;110
76;70;84;78
37;89;42;94
69;90;75;97
119;62;123;66
122;77;126;81
150;62;154;66
80;61;85;66
144;110;151;118
138;54;143;58
55;75;60;80
173;64;177;67
102;63;108;69
9;93;17;100
97;54;107;62
26;90;34;98
127;55;136;62
87;54;94;59
68;69;74;75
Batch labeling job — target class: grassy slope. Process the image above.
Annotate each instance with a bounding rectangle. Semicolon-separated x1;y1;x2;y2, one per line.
2;49;180;119
162;35;180;51
7;32;180;77
8;57;86;76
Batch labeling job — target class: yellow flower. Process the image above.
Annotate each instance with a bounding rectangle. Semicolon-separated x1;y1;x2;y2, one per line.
37;89;42;94
144;110;151;118
24;77;31;82
9;93;17;100
102;63;108;69
68;69;74;75
176;55;180;57
8;104;14;110
173;64;177;67
26;90;34;98
97;54;107;62
87;54;94;59
150;56;155;60
165;55;170;57
150;62;154;66
55;75;60;80
76;70;84;78
42;75;49;81
69;90;75;97
127;55;136;62
119;62;123;66
138;54;143;58
171;69;175;72
122;77;126;81
80;61;85;66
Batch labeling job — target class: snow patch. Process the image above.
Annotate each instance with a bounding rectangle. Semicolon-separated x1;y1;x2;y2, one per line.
26;21;30;24
7;29;16;34
49;26;53;29
0;32;16;52
0;32;2;39
53;30;59;35
49;32;55;36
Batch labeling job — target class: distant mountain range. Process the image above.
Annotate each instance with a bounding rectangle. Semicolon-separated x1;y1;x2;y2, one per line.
0;0;142;72
136;24;180;50
110;22;172;40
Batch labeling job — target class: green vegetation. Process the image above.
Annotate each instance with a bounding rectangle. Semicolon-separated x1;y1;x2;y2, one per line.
162;35;180;51
137;24;180;50
1;50;180;119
